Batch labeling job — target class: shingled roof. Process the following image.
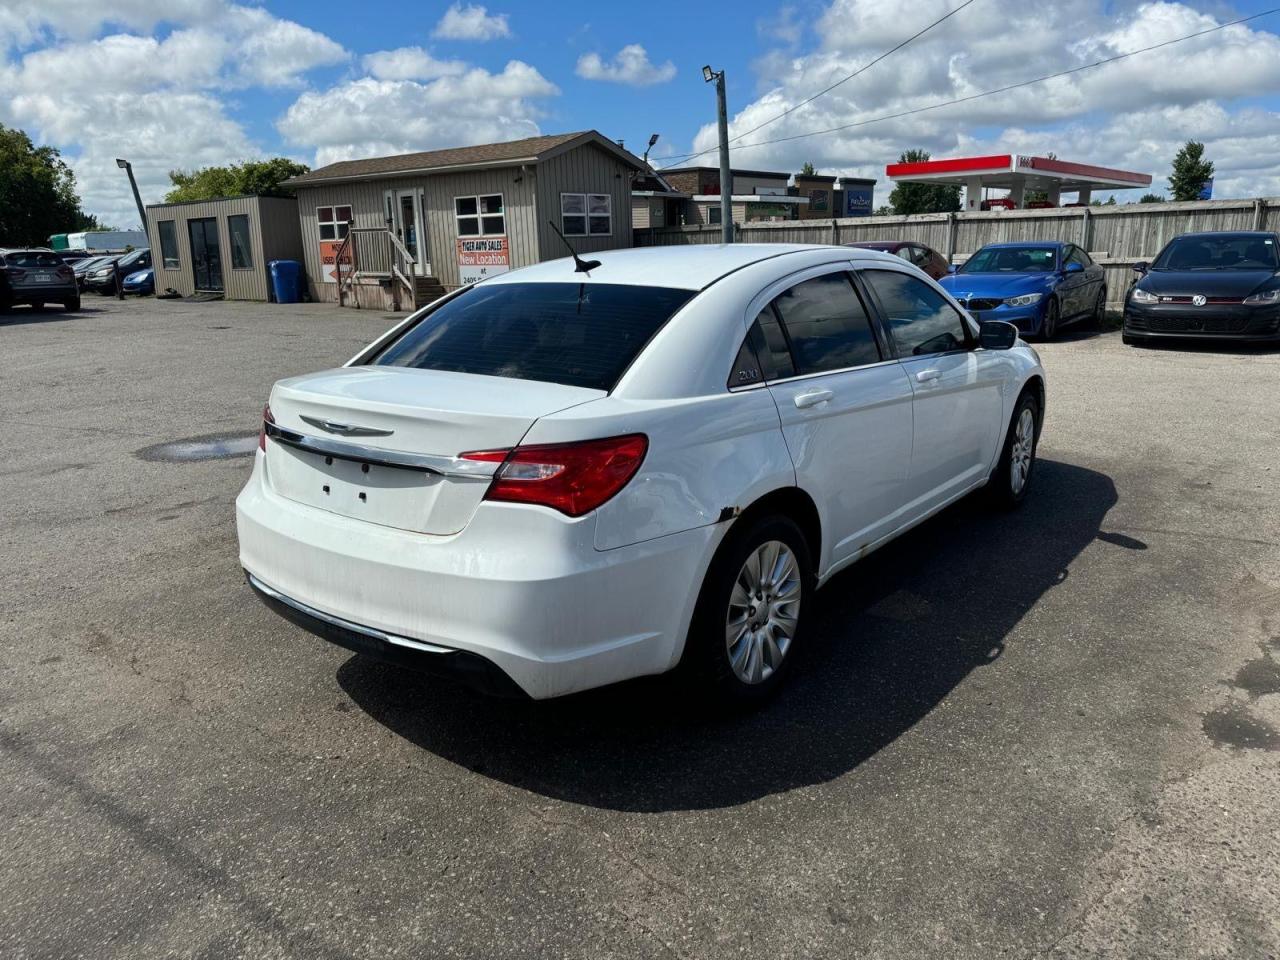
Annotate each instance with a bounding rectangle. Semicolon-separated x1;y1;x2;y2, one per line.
286;130;642;186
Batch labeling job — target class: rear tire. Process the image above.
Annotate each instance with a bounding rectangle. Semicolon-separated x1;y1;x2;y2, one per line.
1039;299;1059;341
1086;287;1106;329
684;513;813;706
64;295;80;312
30;302;44;312
989;391;1040;509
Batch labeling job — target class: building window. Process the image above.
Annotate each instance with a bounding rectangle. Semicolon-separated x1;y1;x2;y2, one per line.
317;205;352;241
560;193;611;237
158;220;179;268
456;195;504;237
228;214;253;270
708;205;722;226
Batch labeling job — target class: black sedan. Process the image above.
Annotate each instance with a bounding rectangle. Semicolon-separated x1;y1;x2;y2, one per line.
1124;231;1280;345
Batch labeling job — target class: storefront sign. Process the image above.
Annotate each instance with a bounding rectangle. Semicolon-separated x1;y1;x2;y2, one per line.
319;240;342;283
456;236;510;285
808;189;829;213
844;187;874;217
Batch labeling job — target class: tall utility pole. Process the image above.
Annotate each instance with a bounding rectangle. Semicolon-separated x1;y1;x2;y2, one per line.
703;65;732;244
115;159;148;235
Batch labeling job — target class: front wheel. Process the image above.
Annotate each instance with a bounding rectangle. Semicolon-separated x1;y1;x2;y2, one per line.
685;514;812;705
1039;299;1059;341
990;392;1040;509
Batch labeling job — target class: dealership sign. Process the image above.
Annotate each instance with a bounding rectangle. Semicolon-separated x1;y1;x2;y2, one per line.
457;237;510;285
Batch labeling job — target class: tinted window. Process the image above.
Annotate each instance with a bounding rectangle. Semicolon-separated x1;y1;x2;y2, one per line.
228;215;252;270
728;311;796;388
5;252;62;268
770;272;880;374
863;270;970;357
1066;246;1091;267
960;246;1058;273
374;283;693;392
1152;234;1279;271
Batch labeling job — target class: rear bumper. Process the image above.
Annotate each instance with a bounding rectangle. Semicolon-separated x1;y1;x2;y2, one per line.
235;455;721;699
4;283;77;304
1124;302;1280;341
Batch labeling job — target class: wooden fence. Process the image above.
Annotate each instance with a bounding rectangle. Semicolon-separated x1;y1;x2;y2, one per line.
633;196;1278;309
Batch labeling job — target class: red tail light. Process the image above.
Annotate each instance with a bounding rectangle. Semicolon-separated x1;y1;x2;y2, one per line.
463;434;648;517
258;404;274;451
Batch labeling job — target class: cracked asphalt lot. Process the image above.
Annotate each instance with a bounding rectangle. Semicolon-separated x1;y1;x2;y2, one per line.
2;297;1278;958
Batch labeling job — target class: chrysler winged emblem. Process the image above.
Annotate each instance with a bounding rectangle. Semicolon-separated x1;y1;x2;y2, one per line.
300;415;393;438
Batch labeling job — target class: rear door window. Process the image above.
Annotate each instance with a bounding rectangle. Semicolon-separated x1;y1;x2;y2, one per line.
373;282;694;392
769;272;881;374
862;269;971;357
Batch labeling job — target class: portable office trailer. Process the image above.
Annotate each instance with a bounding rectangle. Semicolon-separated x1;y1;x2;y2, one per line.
144;195;304;300
284;130;643;308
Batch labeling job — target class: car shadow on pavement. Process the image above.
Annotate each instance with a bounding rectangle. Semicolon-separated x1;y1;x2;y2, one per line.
0;307;81;325
338;458;1117;812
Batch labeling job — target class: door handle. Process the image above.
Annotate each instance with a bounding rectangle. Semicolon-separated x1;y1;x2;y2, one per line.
793;389;833;409
915;369;942;383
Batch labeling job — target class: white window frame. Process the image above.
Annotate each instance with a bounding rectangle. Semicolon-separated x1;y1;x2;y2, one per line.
560;192;612;237
317;205;352;242
455;194;505;238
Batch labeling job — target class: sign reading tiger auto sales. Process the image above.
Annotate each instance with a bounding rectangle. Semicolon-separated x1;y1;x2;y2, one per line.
456;236;510;285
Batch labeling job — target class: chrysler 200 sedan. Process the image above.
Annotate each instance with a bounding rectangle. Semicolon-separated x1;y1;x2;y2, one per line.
237;245;1046;702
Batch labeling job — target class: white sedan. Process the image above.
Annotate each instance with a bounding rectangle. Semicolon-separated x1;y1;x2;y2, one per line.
237;244;1045;702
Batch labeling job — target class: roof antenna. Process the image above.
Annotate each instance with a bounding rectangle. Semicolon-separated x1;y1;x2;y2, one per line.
547;221;601;274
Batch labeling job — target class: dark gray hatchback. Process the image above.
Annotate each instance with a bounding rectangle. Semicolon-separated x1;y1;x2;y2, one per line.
0;249;80;312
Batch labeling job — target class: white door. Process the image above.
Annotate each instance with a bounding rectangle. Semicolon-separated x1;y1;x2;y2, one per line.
754;267;915;573
394;189;426;275
859;268;1006;515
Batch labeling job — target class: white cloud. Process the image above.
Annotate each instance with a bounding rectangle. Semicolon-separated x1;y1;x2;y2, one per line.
362;46;468;81
676;0;1280;200
431;3;511;42
277;61;559;166
575;44;676;86
0;2;346;226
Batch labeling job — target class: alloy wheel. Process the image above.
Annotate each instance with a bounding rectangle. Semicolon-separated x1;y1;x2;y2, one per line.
725;540;801;684
1010;407;1036;494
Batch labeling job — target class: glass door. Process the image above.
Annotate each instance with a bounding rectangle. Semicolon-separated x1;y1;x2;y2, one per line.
395;190;426;275
188;218;224;291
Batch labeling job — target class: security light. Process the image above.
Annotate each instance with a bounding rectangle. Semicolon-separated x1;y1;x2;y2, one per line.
702;65;715;83
115;158;129;169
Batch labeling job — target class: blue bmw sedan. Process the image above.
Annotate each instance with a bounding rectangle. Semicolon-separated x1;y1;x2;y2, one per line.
940;241;1107;340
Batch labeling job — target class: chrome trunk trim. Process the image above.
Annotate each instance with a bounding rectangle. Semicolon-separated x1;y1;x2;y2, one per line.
264;421;499;478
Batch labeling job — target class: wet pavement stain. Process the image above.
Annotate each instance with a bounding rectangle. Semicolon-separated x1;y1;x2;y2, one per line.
1202;704;1280;751
135;433;257;463
1233;657;1280;697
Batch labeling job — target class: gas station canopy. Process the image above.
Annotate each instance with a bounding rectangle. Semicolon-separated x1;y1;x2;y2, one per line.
885;154;1152;210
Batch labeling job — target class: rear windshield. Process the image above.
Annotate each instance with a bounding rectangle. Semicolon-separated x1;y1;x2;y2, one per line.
5;252;63;268
960;246;1058;273
372;282;695;391
1153;234;1279;271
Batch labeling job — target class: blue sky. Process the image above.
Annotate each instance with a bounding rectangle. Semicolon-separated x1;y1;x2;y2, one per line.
4;1;1280;226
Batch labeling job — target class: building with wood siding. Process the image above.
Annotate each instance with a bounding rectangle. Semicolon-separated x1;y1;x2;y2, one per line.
283;130;644;309
144;196;304;300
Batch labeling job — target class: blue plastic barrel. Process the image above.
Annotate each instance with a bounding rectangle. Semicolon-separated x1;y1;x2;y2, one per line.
269;260;302;303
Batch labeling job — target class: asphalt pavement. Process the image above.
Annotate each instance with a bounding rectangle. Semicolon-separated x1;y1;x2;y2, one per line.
2;296;1277;959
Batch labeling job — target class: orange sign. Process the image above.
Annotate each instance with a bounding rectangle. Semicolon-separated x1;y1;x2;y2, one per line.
319;240;346;283
456;236;510;284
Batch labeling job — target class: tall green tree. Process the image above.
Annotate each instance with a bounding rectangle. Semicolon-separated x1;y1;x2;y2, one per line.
888;149;961;215
799;161;816;176
1139;193;1165;203
1168;141;1214;201
0;124;101;245
165;157;310;203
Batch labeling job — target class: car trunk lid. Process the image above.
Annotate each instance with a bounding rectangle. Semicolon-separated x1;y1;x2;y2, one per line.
265;367;603;534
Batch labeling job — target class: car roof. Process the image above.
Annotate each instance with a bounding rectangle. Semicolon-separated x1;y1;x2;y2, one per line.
977;241;1067;249
1170;230;1277;240
481;243;897;291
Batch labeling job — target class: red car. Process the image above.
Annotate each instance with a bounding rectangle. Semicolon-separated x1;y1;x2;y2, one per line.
845;241;950;280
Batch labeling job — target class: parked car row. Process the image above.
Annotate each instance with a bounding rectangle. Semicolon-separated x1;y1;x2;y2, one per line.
843;229;1280;345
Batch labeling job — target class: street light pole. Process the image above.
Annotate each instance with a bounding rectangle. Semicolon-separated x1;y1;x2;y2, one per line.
115;158;148;236
703;66;732;244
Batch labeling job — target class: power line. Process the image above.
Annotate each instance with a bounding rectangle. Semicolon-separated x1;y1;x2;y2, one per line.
661;0;978;166
659;7;1280;168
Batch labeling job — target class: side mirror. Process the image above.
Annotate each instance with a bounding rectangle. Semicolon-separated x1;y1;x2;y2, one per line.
979;320;1018;350
1063;261;1084;274
1133;261;1149;275
947;264;958;274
